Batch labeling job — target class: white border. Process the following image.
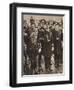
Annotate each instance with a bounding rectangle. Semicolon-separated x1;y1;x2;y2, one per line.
16;7;70;83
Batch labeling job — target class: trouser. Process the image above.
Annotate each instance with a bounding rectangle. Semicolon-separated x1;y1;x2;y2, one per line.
45;56;51;70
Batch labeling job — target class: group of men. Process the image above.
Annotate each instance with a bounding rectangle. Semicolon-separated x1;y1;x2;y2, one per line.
22;16;63;75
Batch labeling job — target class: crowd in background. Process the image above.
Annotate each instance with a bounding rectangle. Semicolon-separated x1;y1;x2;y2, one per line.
22;16;63;75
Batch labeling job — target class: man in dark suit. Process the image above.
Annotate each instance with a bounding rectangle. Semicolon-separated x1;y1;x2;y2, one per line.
53;23;62;68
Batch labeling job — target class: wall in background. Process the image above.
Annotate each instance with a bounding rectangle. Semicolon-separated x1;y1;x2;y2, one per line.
0;0;73;89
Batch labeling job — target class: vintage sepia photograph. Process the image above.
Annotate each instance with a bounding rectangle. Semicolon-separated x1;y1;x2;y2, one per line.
22;13;63;75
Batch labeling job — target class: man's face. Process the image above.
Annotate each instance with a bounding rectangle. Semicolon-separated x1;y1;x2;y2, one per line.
55;24;59;31
31;24;35;29
40;21;45;27
40;28;45;32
